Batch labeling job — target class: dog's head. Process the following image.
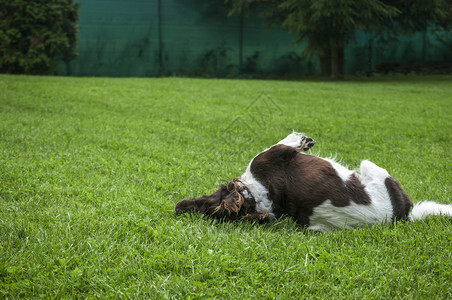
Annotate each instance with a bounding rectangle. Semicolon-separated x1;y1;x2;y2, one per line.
175;180;257;220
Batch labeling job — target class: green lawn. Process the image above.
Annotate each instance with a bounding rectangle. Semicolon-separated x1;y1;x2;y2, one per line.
0;74;451;299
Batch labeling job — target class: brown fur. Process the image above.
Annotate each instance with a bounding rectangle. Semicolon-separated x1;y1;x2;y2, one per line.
385;177;413;221
212;180;245;215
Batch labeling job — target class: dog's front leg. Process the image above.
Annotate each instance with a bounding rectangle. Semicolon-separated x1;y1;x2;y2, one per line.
277;131;316;152
243;212;270;222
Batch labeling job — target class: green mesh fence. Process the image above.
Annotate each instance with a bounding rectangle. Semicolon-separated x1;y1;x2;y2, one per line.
61;0;452;77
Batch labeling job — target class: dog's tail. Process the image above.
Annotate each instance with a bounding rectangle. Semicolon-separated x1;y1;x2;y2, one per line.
409;201;452;221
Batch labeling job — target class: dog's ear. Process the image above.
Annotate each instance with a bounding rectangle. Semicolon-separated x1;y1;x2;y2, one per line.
213;182;244;217
175;189;222;216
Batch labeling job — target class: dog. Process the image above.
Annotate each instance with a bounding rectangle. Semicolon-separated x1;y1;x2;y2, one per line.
175;132;452;232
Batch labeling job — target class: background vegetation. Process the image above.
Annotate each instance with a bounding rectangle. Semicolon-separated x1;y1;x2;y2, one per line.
0;0;79;75
227;0;450;78
0;75;451;298
2;0;450;77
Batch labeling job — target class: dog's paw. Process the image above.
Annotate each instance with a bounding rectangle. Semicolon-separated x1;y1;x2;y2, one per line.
277;132;316;151
298;135;316;151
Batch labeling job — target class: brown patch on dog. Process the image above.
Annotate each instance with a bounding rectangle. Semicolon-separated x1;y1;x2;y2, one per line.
384;177;413;221
345;174;371;204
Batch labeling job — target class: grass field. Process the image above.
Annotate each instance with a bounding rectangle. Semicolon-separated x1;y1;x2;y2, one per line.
0;74;451;299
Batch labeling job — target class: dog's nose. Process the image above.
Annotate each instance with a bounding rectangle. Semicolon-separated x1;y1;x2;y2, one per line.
175;202;184;215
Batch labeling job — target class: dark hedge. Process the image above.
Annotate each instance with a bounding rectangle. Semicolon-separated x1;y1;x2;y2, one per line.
0;0;79;75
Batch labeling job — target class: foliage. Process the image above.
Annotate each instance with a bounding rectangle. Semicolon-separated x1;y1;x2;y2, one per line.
0;74;451;298
226;0;446;78
201;46;236;77
0;0;79;75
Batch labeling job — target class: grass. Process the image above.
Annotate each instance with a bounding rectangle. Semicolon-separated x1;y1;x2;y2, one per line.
0;74;451;299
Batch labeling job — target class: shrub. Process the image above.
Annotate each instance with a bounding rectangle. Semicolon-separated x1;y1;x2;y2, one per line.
0;0;79;75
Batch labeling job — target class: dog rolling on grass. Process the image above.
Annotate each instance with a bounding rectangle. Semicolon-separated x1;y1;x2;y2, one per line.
175;132;452;232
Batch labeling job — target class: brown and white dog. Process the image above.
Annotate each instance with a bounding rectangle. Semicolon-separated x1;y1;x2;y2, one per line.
175;132;452;232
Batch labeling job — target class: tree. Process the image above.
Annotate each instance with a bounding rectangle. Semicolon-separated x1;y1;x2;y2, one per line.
0;0;79;75
227;0;445;78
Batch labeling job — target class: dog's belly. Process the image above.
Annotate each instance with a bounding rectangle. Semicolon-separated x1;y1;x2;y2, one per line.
308;160;395;231
308;198;393;232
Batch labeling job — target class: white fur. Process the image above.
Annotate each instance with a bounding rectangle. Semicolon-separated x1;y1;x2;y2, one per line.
240;164;275;219
308;159;394;232
409;201;452;221
277;131;307;148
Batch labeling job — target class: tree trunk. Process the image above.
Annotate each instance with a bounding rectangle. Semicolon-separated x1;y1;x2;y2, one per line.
319;44;344;79
338;46;344;77
331;43;339;79
319;52;331;77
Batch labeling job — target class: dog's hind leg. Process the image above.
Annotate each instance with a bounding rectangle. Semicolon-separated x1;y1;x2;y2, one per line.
277;131;316;152
359;160;390;185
